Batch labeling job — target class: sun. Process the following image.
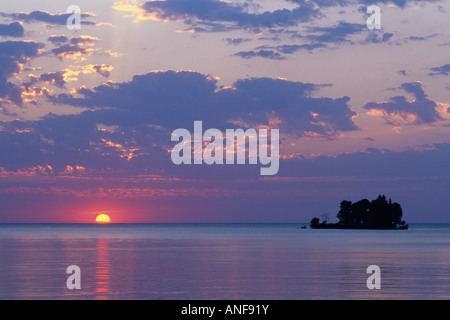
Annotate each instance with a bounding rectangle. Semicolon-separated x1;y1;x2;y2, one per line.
95;214;111;224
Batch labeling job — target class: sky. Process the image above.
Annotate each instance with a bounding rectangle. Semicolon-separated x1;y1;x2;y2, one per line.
0;0;449;223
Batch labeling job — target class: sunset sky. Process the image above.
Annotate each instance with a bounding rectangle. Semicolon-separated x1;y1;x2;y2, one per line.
0;0;449;223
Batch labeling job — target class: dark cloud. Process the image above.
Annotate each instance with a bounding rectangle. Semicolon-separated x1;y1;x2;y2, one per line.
234;49;284;60
69;35;99;45
0;40;44;105
408;33;438;41
25;71;66;88
0;71;354;178
48;70;358;139
114;0;443;50
288;0;354;6
306;21;366;43
0;22;24;37
363;82;443;125
49;36;99;60
286;0;441;8
91;64;113;78
47;35;69;45
224;38;251;46
136;0;320;32
0;37;112;108
232;20;391;61
216;77;357;137
234;43;326;60
364;32;393;43
428;64;450;76
0;10;97;26
383;33;394;41
131;0;442;34
358;0;441;8
50;71;218;123
274;43;326;53
51;43;89;60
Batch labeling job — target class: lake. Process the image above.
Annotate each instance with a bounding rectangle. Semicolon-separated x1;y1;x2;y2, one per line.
1;223;450;300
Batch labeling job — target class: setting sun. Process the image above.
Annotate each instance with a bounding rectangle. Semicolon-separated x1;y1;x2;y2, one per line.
96;214;111;224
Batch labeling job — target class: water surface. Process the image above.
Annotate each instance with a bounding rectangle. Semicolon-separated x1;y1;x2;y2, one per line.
1;223;449;299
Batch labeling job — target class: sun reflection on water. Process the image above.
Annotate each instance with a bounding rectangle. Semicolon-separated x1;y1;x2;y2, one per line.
95;238;111;300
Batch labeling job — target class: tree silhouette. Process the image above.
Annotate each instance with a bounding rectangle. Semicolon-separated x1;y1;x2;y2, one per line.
336;200;352;226
310;217;320;228
310;195;407;229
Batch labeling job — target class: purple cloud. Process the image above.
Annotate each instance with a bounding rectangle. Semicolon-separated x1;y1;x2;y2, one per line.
363;82;443;125
358;0;441;8
49;36;99;60
306;21;366;43
234;43;326;60
0;22;24;37
47;35;69;45
0;40;44;105
0;10;97;26
48;70;358;138
120;0;320;32
234;49;284;60
26;71;66;88
224;38;251;46
428;64;450;76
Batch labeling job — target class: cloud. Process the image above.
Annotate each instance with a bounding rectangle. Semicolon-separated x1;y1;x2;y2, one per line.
0;22;24;37
26;71;67;88
47;35;69;45
24;64;114;90
0;64;447;223
111;0;443;54
51;43;91;61
234;49;284;60
428;64;450;76
274;43;326;53
48;35;103;61
358;0;442;8
0;69;362;176
49;70;219;124
288;0;354;7
225;38;251;46
112;0;428;56
68;35;99;46
0;40;44;105
363;81;444;125
273;0;442;9
306;21;366;43
114;0;320;32
0;35;113;108
234;43;326;60
0;10;97;26
233;20;392;60
364;32;393;43
407;33;439;41
48;70;358;138
82;64;114;78
218;77;357;137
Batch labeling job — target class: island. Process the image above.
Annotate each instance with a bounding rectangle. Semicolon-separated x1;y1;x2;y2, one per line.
310;195;408;230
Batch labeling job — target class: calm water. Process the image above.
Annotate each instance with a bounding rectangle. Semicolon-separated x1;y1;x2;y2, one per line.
1;223;450;300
